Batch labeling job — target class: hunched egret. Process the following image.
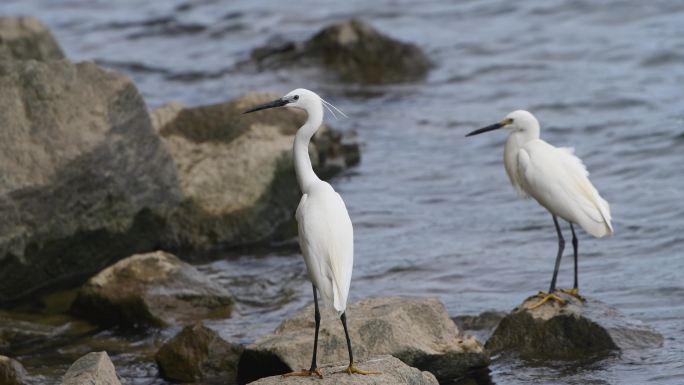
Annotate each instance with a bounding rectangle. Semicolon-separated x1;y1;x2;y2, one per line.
466;110;613;308
244;89;377;377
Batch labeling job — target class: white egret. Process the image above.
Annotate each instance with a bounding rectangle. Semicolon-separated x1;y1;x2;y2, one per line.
244;89;377;377
466;110;613;308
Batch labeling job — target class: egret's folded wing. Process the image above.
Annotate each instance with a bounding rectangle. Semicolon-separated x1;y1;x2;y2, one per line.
518;141;612;237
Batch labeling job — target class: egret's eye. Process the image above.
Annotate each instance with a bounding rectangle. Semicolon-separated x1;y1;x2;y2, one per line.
293;95;299;101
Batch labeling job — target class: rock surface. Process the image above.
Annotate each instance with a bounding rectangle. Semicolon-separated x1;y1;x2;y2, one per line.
156;322;243;383
0;16;64;61
239;297;488;383
251;19;431;84
61;351;121;385
246;355;438;385
485;292;664;359
151;94;359;249
453;310;506;344
0;60;179;302
0;355;28;385
70;251;233;328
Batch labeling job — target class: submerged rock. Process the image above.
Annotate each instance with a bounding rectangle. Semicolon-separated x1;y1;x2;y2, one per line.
247;355;438;385
0;16;64;61
251;19;432;84
151;94;359;249
453;310;506;343
61;351;121;385
0;59;179;303
156;322;243;383
0;355;28;385
70;251;233;328
485;292;664;359
239;297;488;384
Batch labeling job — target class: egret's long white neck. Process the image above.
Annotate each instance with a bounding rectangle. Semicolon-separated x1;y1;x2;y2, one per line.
294;102;324;193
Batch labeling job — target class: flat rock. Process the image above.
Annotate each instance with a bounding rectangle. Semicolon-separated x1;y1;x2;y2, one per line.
239;297;488;384
485;292;664;359
156;322;243;383
247;355;438;385
0;355;28;385
151;94;359;249
70;251;233;328
251;19;431;84
0;16;64;61
0;60;179;302
61;351;121;385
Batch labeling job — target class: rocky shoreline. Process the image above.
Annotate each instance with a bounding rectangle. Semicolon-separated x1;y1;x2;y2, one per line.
0;15;664;385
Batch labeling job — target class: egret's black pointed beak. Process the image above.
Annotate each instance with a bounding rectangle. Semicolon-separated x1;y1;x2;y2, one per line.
466;122;505;137
242;98;289;114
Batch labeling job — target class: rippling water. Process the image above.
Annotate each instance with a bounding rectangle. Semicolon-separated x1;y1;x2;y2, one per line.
3;0;684;384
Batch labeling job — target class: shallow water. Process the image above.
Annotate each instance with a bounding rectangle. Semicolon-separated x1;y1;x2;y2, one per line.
2;0;684;384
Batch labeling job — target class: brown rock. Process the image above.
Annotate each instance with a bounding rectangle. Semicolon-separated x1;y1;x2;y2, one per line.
0;16;64;61
151;94;359;249
246;355;438;385
70;251;233;328
239;297;488;383
0;356;28;385
156;323;243;383
61;351;120;385
0;60;179;303
251;19;432;84
485;292;664;359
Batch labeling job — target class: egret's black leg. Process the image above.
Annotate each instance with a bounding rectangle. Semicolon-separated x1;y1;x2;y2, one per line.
549;215;565;293
310;284;321;371
570;223;578;290
283;284;322;378
339;312;379;375
340;312;354;366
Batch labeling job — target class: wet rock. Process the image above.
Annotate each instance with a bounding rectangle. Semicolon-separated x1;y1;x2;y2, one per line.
485;292;664;359
0;356;28;385
70;251;233;328
150;94;359;249
0;16;64;61
0;60;179;303
251;19;431;84
156;322;243;383
453;310;506;343
247;355;438;385
239;297;488;384
61;351;121;385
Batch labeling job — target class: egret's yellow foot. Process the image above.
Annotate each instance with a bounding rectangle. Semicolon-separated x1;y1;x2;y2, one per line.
283;368;323;379
338;364;380;375
527;291;566;310
560;288;585;301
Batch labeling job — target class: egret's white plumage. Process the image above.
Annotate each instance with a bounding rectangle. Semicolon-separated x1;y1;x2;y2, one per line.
500;110;613;238
243;89;374;376
467;110;613;300
280;88;354;314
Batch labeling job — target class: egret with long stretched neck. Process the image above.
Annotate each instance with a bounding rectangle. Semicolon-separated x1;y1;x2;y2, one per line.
244;89;377;377
466;110;613;308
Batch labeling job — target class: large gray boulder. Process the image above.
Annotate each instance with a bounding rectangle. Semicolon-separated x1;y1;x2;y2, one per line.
239;297;488;384
61;351;121;385
485;292;664;359
156;322;243;383
0;60;179;303
151;94;359;249
247;355;438;385
251;19;432;84
0;355;28;385
70;251;233;328
0;16;64;61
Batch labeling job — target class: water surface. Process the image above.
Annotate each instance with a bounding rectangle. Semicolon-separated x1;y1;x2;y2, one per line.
2;0;683;384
